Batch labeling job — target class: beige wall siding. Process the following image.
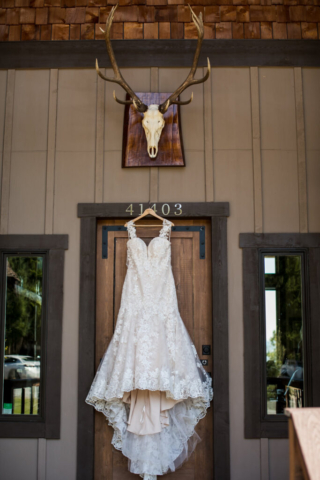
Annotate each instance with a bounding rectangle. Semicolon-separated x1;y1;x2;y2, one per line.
303;68;320;233
0;70;48;479
47;69;96;480
8;151;47;233
0;70;7;195
47;151;95;480
0;66;319;480
11;70;50;153
259;68;300;233
0;438;38;480
211;67;258;480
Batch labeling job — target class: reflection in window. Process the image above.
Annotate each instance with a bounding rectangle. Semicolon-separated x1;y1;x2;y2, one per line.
264;255;304;415
2;256;43;415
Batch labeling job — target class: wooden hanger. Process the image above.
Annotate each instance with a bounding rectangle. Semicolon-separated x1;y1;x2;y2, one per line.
124;208;174;228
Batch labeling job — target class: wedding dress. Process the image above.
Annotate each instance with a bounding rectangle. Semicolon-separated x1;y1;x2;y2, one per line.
86;219;213;479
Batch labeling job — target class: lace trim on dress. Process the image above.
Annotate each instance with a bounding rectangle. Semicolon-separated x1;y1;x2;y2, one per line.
127;220;137;239
159;219;172;242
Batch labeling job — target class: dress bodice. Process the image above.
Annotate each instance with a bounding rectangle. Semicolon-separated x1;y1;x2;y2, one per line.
126;219;172;275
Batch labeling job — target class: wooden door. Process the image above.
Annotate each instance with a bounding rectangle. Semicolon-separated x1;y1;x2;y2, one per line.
95;218;213;480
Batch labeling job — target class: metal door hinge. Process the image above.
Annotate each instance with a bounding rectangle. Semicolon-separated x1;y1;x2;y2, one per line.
102;226;126;259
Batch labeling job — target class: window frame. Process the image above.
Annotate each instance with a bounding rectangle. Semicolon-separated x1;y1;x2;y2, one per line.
240;233;320;439
0;235;68;439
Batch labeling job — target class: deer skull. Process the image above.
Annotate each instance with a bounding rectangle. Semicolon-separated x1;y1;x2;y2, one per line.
141;105;165;158
96;4;210;159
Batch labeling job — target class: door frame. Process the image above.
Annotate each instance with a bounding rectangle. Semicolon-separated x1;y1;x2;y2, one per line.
76;202;230;480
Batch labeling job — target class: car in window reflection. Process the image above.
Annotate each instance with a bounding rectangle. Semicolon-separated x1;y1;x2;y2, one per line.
4;355;40;380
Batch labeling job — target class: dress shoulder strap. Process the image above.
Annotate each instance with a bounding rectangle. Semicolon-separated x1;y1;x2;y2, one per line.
127;220;137;239
159;219;172;241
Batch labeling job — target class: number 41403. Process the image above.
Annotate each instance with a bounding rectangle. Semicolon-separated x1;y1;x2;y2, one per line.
125;204;182;216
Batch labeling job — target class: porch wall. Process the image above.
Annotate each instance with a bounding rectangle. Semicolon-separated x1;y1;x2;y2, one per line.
0;65;319;480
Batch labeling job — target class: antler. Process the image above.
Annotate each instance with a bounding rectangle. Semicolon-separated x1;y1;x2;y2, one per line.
159;5;211;114
96;4;148;113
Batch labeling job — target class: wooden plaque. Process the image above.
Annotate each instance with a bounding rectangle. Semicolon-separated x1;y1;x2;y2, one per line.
122;92;185;168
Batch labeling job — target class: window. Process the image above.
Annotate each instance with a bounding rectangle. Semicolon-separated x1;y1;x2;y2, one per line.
0;235;68;438
3;255;44;416
263;254;304;416
240;234;320;439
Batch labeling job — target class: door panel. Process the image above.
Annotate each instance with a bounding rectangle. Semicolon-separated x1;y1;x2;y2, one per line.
95;219;213;480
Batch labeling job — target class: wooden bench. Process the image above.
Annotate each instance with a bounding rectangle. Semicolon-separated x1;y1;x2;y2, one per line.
285;408;320;480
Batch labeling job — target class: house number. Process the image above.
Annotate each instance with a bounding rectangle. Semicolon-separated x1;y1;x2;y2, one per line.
125;203;183;216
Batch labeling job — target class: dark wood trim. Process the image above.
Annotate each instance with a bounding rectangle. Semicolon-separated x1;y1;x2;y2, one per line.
240;233;320;439
242;247;261;439
0;235;68;439
45;249;65;438
77;203;230;480
78;202;230;218
239;233;320;249
212;217;230;480
309;247;320;407
1;40;320;70
0;234;68;250
77;217;96;480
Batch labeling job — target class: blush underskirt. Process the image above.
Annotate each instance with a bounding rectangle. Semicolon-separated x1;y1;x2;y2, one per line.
122;389;182;435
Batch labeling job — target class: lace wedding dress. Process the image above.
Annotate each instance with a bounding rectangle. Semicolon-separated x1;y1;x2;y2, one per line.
86;219;213;479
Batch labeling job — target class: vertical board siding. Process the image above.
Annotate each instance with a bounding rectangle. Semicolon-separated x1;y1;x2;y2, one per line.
56;69;97;153
159;151;206;202
259;68;300;233
260;68;297;151
260;439;269;480
45;69;59;235
204;70;214;202
103;151;150;203
0;438;38;480
11;70;50;153
261;150;300;233
0;70;7;196
269;440;289;480
294;68;308;234
1;69;49;477
0;70;15;234
46;68;96;480
95;74;105;204
8;70;50;234
250;67;263;234
8;151;46;234
302;68;320;233
47;151;95;480
0;65;318;480
158;68;205;202
214;150;259;480
212;67;252;151
0;71;7;152
211;65;259;480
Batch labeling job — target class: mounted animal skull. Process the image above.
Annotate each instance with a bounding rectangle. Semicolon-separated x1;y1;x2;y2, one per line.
96;4;211;159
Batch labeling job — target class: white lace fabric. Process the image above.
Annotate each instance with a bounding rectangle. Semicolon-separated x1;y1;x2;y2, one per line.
86;218;213;477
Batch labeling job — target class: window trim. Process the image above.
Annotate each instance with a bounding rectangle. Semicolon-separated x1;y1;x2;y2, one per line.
0;235;68;439
240;234;320;439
